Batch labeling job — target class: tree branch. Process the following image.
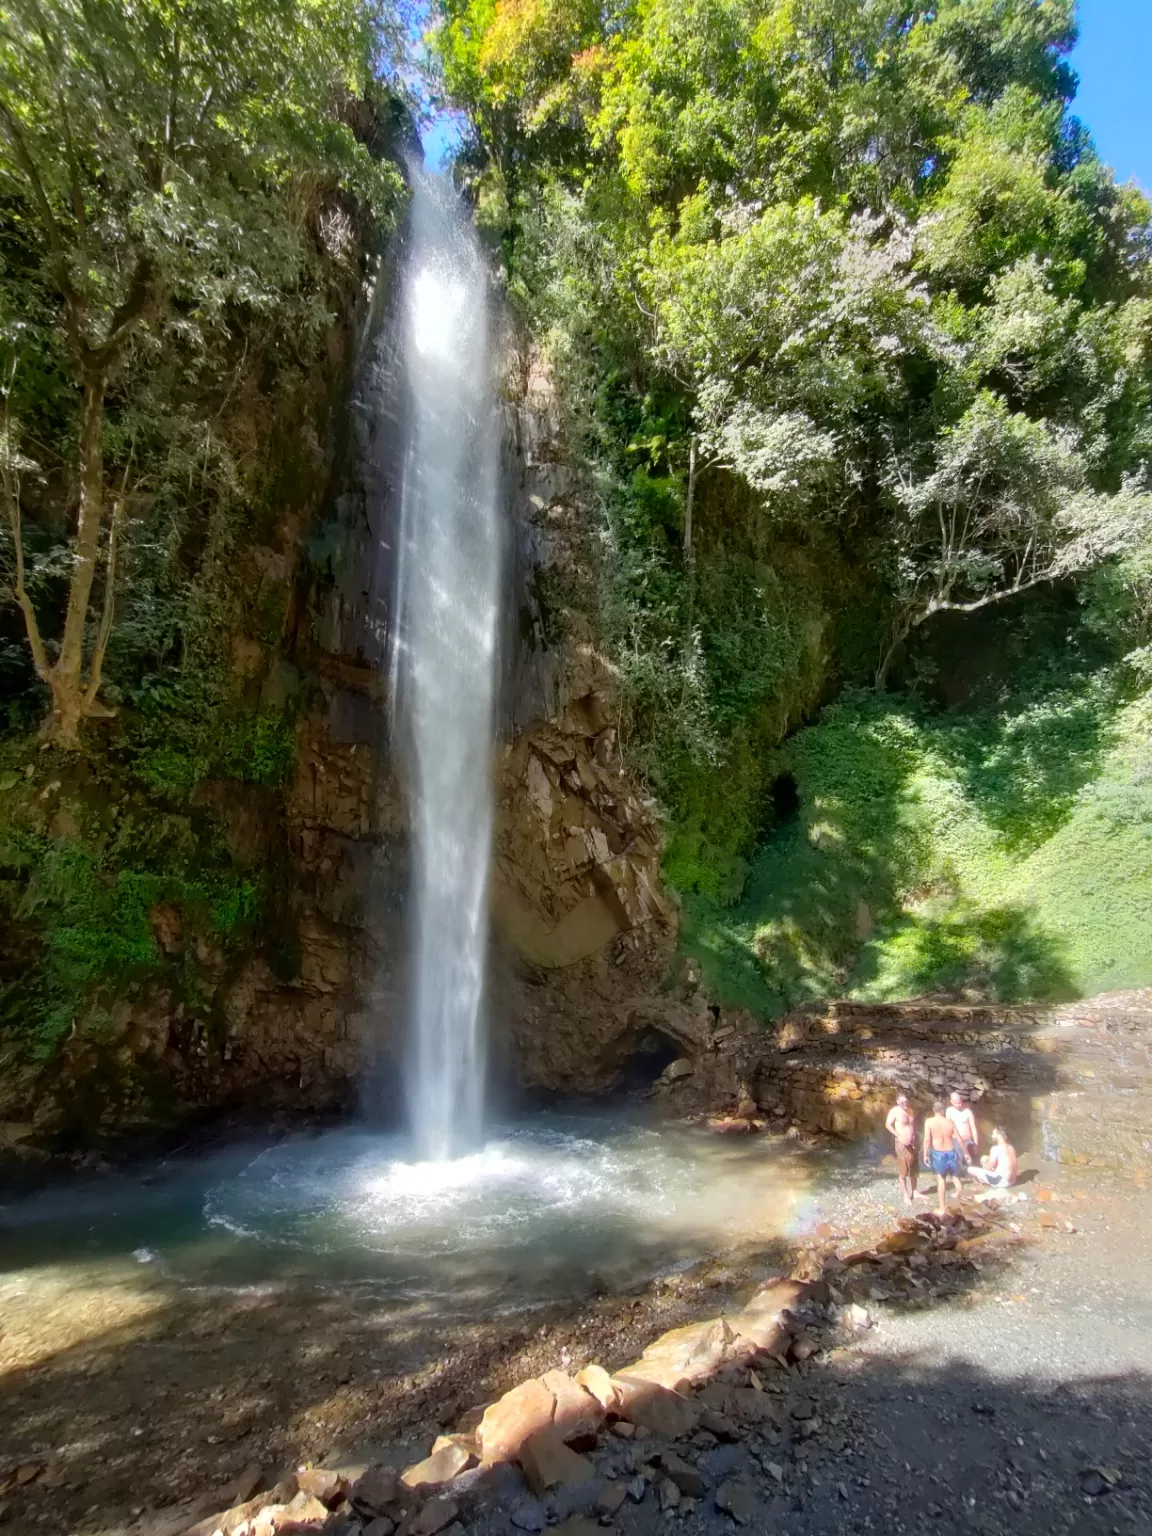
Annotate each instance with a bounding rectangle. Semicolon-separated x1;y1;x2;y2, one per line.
95;256;156;359
0;99;65;263
684;432;696;560
83;475;127;707
0;99;87;347
164;25;181;164
920;566;1059;620
0;428;53;683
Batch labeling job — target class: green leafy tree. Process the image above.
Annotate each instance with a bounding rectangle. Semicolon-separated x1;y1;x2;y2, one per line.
878;392;1152;685
0;0;400;746
433;0;1152;898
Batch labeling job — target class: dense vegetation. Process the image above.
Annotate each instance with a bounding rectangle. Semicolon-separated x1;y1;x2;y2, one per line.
1;0;1150;1069
433;0;1152;1004
0;0;409;1055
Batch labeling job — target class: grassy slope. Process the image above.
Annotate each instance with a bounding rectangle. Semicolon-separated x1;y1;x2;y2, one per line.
681;667;1152;1016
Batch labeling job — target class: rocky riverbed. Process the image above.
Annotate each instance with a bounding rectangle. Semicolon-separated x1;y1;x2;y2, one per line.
3;1131;1149;1536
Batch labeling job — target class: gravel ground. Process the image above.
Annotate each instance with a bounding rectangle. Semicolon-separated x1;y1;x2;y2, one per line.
438;1154;1152;1536
5;1144;1150;1536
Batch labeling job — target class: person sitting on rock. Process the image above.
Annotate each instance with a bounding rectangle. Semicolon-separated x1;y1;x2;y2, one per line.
947;1091;979;1166
884;1093;918;1206
922;1099;965;1213
968;1127;1018;1189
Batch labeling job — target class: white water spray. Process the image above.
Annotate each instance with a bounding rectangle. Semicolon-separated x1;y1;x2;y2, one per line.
391;174;500;1161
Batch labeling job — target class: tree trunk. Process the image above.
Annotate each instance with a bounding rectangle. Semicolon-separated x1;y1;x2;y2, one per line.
684;433;696;560
45;365;107;747
875;609;916;692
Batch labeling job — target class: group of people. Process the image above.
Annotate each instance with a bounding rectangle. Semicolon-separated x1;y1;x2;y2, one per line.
884;1091;1018;1212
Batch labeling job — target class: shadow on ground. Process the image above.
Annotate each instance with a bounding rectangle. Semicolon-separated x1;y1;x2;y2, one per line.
2;1180;1149;1536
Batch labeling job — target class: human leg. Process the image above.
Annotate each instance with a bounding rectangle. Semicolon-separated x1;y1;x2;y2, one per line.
969;1167;1003;1187
897;1144;915;1204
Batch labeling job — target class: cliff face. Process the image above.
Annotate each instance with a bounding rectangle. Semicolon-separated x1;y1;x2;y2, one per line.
486;357;694;1094
0;226;694;1152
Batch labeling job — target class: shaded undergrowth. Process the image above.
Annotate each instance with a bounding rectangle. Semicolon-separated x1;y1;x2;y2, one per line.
682;663;1152;1017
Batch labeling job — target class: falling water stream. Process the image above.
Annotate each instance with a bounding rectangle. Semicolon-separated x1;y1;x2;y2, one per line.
0;175;817;1344
390;173;500;1161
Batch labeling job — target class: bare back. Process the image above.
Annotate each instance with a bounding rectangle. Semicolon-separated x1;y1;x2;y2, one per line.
924;1114;958;1153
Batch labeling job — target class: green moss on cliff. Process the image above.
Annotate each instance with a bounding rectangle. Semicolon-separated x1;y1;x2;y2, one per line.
0;749;270;1059
683;661;1152;1014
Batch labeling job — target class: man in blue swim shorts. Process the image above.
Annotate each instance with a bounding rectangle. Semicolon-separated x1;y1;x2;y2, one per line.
922;1098;965;1213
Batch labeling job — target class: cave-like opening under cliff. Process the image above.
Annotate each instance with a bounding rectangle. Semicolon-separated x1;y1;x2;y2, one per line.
611;1028;683;1095
768;770;800;824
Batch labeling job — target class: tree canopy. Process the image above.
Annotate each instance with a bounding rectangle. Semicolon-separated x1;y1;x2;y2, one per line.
433;0;1152;899
0;0;403;743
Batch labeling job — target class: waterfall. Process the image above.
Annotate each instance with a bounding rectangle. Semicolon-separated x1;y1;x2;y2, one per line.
390;173;500;1162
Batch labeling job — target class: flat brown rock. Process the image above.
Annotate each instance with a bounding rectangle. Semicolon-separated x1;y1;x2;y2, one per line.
279;1489;330;1525
296;1468;346;1507
625;1318;731;1388
400;1442;473;1489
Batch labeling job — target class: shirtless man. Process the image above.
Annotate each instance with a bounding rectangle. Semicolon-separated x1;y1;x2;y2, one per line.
969;1127;1018;1188
947;1091;979;1166
884;1094;918;1205
922;1099;965;1213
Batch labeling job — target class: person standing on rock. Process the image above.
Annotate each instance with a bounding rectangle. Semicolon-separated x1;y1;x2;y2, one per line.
923;1100;965;1213
885;1094;918;1205
947;1092;980;1166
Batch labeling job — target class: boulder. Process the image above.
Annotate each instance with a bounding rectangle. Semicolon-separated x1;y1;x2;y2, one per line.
611;1375;698;1439
575;1363;619;1413
478;1378;557;1465
349;1466;400;1515
280;1489;329;1524
624;1318;730;1389
431;1432;480;1459
411;1495;459;1536
296;1468;346;1507
540;1369;606;1443
715;1479;759;1526
518;1428;595;1498
731;1278;807;1350
400;1442;474;1489
180;1491;270;1536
